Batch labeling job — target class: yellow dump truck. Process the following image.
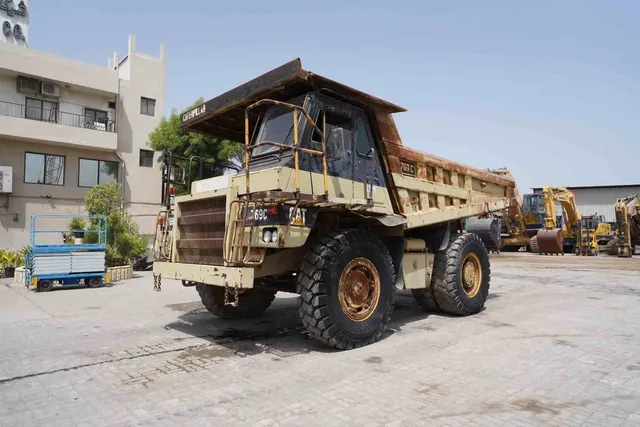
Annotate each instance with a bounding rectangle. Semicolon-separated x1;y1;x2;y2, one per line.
153;59;517;349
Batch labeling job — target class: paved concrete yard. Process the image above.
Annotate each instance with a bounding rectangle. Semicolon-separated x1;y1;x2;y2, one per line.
1;253;640;426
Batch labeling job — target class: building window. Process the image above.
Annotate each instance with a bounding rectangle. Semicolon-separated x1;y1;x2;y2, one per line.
25;98;58;123
84;108;108;123
24;152;65;185
139;149;154;167
84;108;109;130
79;158;119;187
140;97;156;116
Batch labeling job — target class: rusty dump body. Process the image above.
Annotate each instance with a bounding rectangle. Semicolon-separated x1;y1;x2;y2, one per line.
179;58;516;232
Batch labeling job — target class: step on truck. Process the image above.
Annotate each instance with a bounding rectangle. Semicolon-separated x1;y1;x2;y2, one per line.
153;58;517;349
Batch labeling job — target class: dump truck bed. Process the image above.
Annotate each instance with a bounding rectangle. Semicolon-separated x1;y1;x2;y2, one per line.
181;58;516;228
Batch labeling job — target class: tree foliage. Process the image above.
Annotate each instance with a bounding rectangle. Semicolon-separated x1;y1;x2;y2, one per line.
83;184;148;267
148;97;244;179
85;182;122;217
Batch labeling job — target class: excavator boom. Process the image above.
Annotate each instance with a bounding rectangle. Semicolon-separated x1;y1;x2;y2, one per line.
537;186;582;255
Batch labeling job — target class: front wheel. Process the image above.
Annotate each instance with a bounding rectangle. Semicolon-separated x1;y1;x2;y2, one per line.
196;284;276;320
37;279;54;292
297;229;396;350
431;233;491;316
86;277;102;288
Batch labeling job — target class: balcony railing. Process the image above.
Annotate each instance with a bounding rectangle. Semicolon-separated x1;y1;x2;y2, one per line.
0;100;116;133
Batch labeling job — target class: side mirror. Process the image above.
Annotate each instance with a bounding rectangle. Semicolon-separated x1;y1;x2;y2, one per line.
326;127;346;161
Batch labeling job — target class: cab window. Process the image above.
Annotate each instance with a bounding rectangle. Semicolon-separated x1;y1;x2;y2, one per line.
355;118;373;156
312;110;352;144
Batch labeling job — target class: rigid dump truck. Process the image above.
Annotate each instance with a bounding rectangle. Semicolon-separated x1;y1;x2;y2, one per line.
153;58;517;349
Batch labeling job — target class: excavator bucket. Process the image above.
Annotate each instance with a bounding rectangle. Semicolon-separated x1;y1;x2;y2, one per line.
466;218;501;252
536;229;564;255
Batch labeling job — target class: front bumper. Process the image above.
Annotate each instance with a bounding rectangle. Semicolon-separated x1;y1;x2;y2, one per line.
153;262;255;289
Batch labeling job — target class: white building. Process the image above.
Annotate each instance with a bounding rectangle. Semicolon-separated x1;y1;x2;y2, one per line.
0;0;29;47
532;184;640;223
0;33;165;249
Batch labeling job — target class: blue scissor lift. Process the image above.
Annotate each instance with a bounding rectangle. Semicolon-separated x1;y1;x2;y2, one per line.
25;214;109;292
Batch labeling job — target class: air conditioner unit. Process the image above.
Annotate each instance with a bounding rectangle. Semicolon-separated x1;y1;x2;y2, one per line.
17;76;39;95
41;82;62;97
0;166;13;194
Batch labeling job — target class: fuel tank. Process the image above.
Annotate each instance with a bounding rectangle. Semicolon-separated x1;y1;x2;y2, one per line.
466;217;502;252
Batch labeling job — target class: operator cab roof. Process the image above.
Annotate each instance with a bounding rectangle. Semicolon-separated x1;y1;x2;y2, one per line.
180;58;406;141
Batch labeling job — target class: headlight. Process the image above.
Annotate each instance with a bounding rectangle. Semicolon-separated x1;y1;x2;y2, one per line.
262;228;278;244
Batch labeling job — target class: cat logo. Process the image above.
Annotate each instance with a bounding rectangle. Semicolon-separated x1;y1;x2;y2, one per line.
182;104;206;122
289;207;307;226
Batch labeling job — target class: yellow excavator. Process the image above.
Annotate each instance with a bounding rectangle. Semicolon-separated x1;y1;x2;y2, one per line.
608;194;640;257
533;186;611;255
533;186;581;255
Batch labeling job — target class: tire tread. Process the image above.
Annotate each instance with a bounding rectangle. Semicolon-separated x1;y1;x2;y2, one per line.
431;233;490;316
297;229;396;350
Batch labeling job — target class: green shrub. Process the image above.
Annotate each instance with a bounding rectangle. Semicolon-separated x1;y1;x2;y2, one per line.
0;250;18;268
84;183;148;267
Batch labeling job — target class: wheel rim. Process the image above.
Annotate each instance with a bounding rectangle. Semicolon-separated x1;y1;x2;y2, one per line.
461;252;482;297
338;257;381;322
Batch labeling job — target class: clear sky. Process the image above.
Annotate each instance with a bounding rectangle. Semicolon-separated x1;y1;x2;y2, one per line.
30;0;640;192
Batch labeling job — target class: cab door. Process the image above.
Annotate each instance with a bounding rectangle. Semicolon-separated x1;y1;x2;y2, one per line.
352;110;385;200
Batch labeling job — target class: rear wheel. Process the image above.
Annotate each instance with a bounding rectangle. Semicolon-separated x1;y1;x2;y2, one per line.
86;277;102;288
37;279;54;292
411;286;440;312
431;233;490;316
196;284;276;320
297;229;395;350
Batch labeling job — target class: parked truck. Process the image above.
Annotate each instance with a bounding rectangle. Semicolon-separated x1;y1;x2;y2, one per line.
153;59;517;349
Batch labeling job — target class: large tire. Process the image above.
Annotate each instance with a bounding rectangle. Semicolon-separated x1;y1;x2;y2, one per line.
431;233;491;316
297;229;396;350
411;286;440;312
530;235;539;253
196;284;276;320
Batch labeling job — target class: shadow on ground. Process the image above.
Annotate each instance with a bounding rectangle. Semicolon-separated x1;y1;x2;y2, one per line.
163;290;442;358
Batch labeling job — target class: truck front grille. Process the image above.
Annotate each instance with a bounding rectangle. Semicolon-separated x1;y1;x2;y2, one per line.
176;197;226;265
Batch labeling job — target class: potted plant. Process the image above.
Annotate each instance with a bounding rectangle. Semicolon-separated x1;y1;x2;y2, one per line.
68;217;86;239
0;250;18;278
